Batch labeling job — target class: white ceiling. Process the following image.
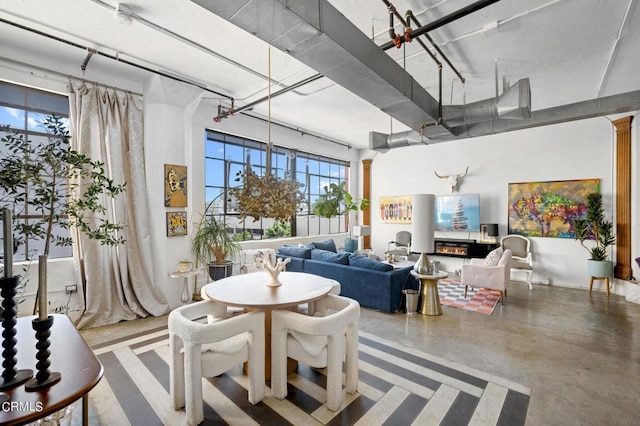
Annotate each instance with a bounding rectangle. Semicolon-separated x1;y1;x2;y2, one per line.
1;0;639;149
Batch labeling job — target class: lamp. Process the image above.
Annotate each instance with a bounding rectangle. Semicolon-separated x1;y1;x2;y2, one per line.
411;194;435;275
480;223;499;243
352;225;370;251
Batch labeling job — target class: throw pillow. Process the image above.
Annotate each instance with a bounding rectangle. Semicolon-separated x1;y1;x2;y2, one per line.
309;239;337;253
349;254;394;272
311;248;350;265
277;245;312;259
484;247;504;266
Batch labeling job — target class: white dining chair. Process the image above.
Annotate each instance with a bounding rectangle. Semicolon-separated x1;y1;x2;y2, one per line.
271;294;360;411
169;300;265;425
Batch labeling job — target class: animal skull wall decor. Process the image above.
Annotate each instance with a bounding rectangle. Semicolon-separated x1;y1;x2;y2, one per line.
434;167;469;193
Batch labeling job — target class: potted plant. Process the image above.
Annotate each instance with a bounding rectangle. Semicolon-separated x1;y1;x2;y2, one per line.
192;199;241;281
574;192;616;278
0;114;126;316
312;182;369;252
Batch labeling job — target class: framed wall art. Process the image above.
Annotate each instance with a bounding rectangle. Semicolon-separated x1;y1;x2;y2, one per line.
508;178;600;238
379;195;412;224
164;164;187;207
166;211;188;237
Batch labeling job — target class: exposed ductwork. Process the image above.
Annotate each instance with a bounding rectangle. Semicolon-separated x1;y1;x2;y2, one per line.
442;78;531;126
191;0;450;136
371;89;640;151
369;130;427;153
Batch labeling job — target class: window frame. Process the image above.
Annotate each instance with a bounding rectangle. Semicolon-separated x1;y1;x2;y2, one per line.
205;130;350;240
0;81;71;261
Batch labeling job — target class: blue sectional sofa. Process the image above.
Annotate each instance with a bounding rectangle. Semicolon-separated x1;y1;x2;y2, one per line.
276;240;415;313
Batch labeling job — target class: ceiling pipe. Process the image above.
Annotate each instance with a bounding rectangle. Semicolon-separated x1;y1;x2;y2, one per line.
0;17;234;101
405;11;466;83
380;0;502;51
233;73;324;115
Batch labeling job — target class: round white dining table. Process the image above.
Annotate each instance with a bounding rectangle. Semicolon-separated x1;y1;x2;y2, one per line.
202;271;334;309
201;271;335;379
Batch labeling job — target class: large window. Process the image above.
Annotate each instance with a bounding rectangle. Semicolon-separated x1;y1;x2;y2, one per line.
205;130;349;240
0;81;71;261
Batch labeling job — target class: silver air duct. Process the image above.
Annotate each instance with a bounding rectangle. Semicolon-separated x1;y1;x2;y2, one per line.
369;130;427;153
191;0;449;136
442;78;531;126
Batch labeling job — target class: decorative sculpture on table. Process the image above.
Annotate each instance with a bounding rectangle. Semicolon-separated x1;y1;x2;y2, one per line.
256;257;291;287
0;209;33;397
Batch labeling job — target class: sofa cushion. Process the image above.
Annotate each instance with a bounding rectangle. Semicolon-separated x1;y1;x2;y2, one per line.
311;248;350;265
349;254;394;272
309;239;337;253
484;247;504;266
278;245;312;259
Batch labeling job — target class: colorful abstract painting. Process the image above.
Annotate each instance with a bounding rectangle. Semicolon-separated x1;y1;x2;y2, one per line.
508;179;600;238
379;195;413;223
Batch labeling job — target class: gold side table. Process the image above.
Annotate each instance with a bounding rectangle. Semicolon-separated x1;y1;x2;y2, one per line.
411;270;448;315
168;269;204;303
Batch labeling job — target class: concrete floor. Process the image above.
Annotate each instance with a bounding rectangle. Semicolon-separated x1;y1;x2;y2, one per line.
81;282;640;425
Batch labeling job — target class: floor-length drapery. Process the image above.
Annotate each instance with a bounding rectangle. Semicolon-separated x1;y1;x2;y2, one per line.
69;82;169;328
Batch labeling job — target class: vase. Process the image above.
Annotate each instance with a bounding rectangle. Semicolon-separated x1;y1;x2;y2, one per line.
344;238;358;253
587;260;613;278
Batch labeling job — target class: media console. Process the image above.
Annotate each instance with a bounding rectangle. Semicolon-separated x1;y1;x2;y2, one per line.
430;238;498;259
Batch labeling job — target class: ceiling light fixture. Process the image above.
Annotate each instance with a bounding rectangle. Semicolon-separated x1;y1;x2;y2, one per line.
114;3;133;25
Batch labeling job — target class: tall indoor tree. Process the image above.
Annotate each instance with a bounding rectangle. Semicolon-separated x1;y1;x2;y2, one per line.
0;114;126;316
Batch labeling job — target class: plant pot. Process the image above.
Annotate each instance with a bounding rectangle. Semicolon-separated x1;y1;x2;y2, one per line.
177;261;192;273
208;261;234;281
344;238;358;253
587;260;613;278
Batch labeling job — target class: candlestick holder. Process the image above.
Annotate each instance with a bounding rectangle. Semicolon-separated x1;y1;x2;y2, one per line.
25;316;60;391
0;276;33;391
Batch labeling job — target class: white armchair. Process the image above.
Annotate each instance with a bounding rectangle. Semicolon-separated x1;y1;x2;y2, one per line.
461;249;513;304
271;295;360;411
169;301;265;425
501;234;534;290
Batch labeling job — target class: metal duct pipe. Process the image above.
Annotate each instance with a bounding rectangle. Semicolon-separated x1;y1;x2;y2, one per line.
369;130;427;152
448;89;640;139
442;78;531;126
192;0;448;135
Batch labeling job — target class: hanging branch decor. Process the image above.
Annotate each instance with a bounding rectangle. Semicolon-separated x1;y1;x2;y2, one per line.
229;167;305;223
228;46;305;223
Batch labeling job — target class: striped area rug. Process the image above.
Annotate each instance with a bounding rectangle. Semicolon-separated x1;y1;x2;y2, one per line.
89;325;530;425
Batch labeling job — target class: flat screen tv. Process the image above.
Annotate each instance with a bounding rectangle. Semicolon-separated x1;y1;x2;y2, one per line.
434;194;481;232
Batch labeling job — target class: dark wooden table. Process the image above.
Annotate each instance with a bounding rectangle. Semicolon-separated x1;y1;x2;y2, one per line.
0;314;103;425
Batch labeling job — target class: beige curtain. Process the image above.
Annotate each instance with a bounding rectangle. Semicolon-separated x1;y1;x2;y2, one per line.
69;82;169;329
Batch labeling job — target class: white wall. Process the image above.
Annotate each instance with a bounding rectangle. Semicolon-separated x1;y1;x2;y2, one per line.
369;116;640;293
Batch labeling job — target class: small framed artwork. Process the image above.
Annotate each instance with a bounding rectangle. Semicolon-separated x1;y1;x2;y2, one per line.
164;164;187;207
379;195;413;224
166;211;187;237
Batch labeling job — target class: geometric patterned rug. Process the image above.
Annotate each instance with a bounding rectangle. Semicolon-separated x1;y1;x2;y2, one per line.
438;279;502;315
88;324;530;425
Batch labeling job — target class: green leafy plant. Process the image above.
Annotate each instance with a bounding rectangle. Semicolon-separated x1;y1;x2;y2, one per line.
265;221;291;238
574;192;616;261
0;115;126;257
312;181;369;237
192;199;242;265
